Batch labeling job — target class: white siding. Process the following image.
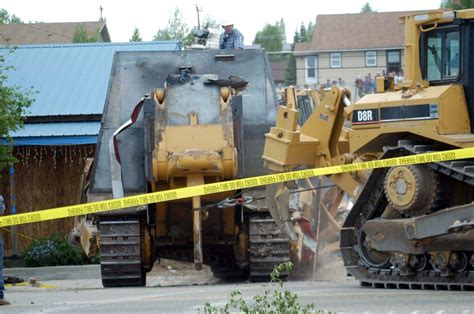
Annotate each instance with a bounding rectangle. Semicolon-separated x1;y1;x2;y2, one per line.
296;49;404;93
319;51;387;85
297;50;403;87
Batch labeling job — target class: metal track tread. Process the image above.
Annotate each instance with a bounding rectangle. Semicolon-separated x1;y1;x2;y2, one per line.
340;141;474;290
99;216;146;287
249;215;290;282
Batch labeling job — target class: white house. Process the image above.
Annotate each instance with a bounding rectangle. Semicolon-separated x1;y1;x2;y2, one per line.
293;11;433;88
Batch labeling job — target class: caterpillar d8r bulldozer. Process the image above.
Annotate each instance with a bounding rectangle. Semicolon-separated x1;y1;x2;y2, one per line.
74;49;293;287
262;9;474;289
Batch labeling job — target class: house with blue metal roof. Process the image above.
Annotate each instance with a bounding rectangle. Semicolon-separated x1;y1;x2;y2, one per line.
4;41;180;145
0;41;180;256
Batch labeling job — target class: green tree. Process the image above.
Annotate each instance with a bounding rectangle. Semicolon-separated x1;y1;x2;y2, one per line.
299;23;307;43
277;18;286;42
284;21;315;86
284;53;297;86
200;16;219;29
306;21;314;41
292;29;301;44
73;25;99;43
153;8;192;47
296;22;314;43
0;49;34;169
0;8;22;24
253;23;284;53
361;2;375;12
441;0;474;9
130;27;142;42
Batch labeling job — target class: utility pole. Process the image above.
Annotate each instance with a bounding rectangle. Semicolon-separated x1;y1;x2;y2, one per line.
195;4;202;29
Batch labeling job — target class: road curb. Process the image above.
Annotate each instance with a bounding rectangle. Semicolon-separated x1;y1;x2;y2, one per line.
4;264;100;281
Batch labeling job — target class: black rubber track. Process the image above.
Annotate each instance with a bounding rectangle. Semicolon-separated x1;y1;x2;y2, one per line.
249;215;290;282
340;141;474;290
99;215;146;287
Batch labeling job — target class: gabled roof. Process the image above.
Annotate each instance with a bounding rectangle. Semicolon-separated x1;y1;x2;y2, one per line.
0;21;110;45
295;11;432;54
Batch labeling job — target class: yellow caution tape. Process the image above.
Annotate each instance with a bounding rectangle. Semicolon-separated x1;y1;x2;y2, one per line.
0;147;473;228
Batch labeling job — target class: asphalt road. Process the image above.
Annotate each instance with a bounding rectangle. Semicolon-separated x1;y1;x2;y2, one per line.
4;278;474;313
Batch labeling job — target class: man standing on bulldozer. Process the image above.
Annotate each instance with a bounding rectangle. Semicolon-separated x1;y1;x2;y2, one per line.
219;20;244;49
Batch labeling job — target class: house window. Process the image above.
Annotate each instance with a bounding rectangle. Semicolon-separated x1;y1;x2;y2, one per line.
305;56;318;84
365;51;377;67
386;50;401;75
330;53;341;68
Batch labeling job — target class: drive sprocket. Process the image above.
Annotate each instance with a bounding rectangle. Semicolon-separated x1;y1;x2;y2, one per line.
383;164;438;217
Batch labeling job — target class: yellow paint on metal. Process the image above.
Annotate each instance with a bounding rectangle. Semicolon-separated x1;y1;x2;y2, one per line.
0;147;472;228
349;85;472;153
6;282;57;289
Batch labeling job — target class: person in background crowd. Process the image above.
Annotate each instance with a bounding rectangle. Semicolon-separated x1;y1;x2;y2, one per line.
0;195;9;306
364;75;372;95
219;20;244;50
397;70;404;84
355;76;364;98
324;79;331;88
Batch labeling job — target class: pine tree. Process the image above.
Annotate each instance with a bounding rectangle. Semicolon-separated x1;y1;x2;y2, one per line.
361;2;375;13
130;27;142;42
293;30;301;44
306;21;314;41
299;23;307;43
284;52;297;86
284;21;315;86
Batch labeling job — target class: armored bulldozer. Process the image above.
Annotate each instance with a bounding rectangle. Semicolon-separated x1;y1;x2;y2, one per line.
75;49;294;287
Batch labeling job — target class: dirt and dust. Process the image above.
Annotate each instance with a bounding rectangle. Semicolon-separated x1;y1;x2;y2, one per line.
147;258;220;287
150;254;347;286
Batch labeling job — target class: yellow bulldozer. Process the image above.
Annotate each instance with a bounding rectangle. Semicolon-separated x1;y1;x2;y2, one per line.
262;9;474;289
72;49;292;287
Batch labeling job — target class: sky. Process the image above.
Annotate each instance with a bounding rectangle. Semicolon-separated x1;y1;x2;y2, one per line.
2;0;442;43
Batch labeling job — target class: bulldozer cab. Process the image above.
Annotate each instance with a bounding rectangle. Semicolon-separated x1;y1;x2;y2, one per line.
420;13;474;131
